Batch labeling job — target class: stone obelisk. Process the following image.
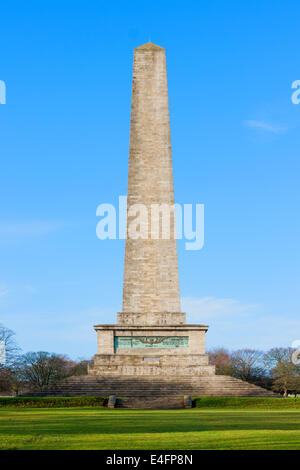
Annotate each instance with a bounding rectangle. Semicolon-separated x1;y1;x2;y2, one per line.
89;43;213;377
26;42;277;400
120;42;184;326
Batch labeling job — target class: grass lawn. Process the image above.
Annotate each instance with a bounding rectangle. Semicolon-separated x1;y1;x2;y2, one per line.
1;407;300;450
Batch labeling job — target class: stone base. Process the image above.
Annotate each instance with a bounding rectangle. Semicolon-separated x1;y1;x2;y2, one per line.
89;354;215;377
117;312;186;326
90;323;214;377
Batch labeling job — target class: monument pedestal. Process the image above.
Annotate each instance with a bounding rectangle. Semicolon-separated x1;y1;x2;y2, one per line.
88;322;215;377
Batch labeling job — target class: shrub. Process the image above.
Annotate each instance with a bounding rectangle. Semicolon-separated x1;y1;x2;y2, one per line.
0;396;108;408
194;396;300;409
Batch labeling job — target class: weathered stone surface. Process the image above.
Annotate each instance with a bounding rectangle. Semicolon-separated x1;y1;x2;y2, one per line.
94;325;208;354
23;375;278;399
184;395;193;408
91;323;211;376
122;42;180;321
107;395;117;408
118;312;186;326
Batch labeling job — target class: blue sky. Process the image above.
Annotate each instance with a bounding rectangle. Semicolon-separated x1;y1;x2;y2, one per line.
0;0;299;359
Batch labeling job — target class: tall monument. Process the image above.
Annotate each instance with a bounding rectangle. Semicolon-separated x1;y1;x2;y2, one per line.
26;43;276;400
122;42;181;322
89;43;214;377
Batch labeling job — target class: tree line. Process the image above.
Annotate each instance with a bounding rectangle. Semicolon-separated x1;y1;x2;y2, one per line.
1;323;300;396
0;324;91;395
208;347;300;397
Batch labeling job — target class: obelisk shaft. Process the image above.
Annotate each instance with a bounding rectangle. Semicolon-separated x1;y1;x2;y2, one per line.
119;43;184;326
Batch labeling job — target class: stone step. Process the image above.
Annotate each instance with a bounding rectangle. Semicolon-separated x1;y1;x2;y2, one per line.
26;385;271;391
36;386;270;392
21;374;277;399
33;383;272;389
117;397;184;409
58;378;257;383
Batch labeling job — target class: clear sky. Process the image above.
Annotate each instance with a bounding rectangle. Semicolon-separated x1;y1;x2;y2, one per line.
0;0;299;359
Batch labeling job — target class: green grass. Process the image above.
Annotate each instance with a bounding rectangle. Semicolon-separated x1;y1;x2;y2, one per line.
194;396;300;408
1;407;300;450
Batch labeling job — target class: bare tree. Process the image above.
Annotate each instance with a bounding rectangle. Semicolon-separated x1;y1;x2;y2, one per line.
263;347;300;397
68;359;92;376
209;347;272;389
0;324;20;368
5;365;25;396
208;348;234;376
17;352;71;391
0;324;21;393
231;349;265;382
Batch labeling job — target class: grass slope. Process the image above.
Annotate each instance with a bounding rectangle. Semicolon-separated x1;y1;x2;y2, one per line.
194;397;300;408
1;407;300;450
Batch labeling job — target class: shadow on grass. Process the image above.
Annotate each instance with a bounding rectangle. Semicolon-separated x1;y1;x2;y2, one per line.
1;409;300;437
